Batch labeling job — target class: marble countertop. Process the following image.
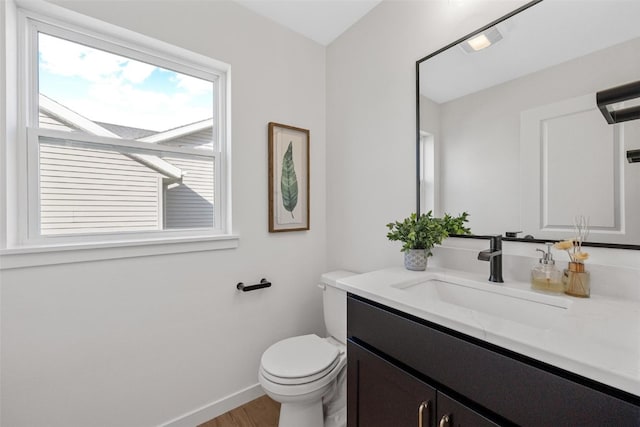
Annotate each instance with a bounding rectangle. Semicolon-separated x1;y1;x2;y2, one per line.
336;267;640;397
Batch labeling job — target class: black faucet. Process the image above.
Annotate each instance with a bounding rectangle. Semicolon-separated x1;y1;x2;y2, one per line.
477;235;504;283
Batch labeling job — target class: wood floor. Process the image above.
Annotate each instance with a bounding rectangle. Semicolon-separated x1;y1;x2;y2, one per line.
198;395;280;427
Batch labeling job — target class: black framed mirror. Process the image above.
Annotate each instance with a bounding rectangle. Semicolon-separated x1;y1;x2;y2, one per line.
416;0;640;250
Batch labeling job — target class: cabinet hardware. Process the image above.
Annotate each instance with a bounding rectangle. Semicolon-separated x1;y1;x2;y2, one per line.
439;414;450;427
418;401;431;427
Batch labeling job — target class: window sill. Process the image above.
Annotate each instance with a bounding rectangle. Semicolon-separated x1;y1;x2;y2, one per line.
0;234;239;269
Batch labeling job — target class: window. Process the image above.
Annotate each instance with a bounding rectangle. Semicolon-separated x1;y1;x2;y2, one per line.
16;8;231;247
420;131;436;214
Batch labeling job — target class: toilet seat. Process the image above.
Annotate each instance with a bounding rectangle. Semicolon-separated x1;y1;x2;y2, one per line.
261;334;341;385
259;343;347;399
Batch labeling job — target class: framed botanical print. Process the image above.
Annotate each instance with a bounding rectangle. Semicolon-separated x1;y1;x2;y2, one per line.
268;122;309;232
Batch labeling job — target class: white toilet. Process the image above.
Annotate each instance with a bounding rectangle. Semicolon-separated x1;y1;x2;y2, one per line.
259;271;354;427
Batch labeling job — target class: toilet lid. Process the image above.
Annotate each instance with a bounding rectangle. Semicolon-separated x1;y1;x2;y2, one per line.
261;334;340;380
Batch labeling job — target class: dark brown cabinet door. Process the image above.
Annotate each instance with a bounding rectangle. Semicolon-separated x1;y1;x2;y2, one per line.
436;392;499;427
348;341;436;427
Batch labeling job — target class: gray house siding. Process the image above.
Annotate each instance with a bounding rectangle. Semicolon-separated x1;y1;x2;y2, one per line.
159;128;213;149
162;128;215;229
39;111;75;133
38;110;214;235
163;156;214;229
39;138;161;235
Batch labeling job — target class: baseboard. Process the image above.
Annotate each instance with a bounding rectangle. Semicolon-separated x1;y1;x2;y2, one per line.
158;383;265;427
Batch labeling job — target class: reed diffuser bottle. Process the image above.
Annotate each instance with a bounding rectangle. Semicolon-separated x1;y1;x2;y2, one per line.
554;215;591;298
563;261;590;298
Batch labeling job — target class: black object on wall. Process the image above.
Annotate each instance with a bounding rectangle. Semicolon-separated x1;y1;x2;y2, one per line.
236;278;271;292
627;149;640;164
597;80;640;124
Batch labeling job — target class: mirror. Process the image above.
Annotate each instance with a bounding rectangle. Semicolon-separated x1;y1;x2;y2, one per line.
417;0;640;247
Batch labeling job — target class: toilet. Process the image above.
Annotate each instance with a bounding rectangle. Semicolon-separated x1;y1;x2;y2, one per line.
259;271;355;427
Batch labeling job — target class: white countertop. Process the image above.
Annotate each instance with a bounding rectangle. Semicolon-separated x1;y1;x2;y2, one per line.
337;267;640;397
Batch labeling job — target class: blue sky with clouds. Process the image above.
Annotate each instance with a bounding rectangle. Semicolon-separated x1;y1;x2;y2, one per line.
38;32;214;132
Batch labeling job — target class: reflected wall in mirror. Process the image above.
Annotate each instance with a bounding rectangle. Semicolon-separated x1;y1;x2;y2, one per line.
417;0;640;246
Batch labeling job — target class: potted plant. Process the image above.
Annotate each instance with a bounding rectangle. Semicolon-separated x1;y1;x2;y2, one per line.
386;211;470;271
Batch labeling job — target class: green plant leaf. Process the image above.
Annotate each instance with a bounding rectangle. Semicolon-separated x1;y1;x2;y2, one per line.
386;211;447;253
281;141;298;218
441;211;471;235
386;210;471;254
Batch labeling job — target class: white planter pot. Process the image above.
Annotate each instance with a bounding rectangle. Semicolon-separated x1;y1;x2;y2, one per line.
404;249;428;271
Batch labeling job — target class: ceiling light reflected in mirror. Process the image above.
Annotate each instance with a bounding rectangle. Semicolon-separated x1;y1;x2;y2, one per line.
461;27;503;53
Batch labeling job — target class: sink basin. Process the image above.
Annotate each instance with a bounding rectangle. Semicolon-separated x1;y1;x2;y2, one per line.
392;277;570;329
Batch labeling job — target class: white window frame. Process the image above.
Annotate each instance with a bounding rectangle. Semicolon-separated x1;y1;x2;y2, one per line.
419;130;437;216
0;0;236;268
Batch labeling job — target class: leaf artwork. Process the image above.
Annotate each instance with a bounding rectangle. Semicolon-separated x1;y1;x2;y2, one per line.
280;141;298;218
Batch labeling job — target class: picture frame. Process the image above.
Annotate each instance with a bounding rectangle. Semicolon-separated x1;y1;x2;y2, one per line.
268;122;310;232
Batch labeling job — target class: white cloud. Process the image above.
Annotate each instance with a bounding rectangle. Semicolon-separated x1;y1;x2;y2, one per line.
39;33;155;86
62;80;211;131
39;33;124;82
121;61;156;84
176;74;213;95
39;33;213;131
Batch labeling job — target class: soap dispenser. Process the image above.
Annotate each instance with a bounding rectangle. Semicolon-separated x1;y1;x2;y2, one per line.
531;243;563;293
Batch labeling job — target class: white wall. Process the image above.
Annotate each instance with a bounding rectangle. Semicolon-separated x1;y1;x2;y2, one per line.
0;1;327;426
326;0;530;272
326;0;639;290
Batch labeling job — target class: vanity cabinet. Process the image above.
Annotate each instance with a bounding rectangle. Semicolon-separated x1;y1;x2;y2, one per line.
347;294;640;426
348;341;498;426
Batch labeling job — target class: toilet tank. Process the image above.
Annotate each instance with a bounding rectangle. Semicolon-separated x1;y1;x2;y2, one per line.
320;271;356;345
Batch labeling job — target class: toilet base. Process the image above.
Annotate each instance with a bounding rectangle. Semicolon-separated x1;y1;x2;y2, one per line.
259;337;347;427
279;400;323;427
262;380;331;427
